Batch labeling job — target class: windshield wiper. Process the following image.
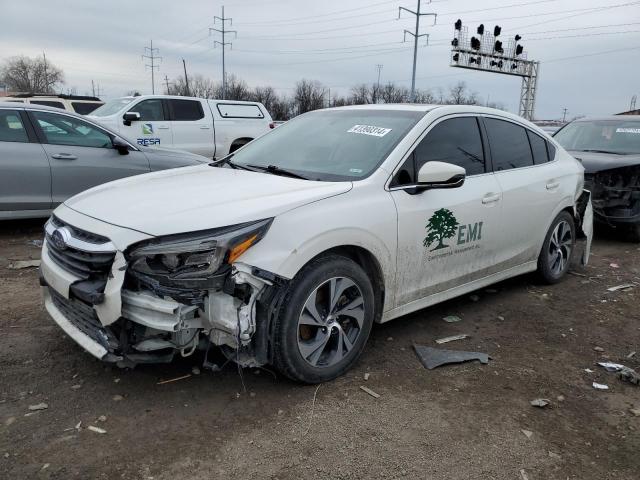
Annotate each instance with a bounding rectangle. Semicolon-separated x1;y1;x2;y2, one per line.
245;164;309;180
577;149;627;155
210;154;256;171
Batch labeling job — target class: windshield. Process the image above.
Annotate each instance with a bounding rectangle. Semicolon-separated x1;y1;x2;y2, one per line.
90;97;135;117
230;109;425;181
554;119;640;155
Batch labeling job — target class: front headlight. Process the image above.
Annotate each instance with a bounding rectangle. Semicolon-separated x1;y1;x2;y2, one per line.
128;218;272;281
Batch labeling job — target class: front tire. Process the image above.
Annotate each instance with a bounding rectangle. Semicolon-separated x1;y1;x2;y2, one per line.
537;211;575;284
272;255;375;384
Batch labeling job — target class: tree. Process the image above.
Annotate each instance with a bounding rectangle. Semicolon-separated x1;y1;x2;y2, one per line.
293;79;326;114
423;208;460;250
350;84;373;104
221;74;251;101
381;82;409;103
447;81;480;105
0;55;64;93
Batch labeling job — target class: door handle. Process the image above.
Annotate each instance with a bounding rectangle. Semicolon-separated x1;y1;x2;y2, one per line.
157;125;170;130
546;181;560;190
482;193;501;204
199;125;210;129
51;153;77;160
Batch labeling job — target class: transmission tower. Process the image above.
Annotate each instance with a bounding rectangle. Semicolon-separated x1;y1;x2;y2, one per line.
142;40;162;94
210;6;237;100
399;1;437;102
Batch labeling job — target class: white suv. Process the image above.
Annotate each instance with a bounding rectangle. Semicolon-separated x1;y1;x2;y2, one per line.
3;94;104;115
40;105;592;383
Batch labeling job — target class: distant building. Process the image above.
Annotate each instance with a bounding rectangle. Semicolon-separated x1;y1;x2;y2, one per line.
616;109;640;115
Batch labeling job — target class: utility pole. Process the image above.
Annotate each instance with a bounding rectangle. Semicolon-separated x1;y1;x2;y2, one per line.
42;52;48;93
164;75;173;95
90;80;103;97
142;40;161;94
375;64;383;103
562;107;568;122
399;1;437;102
182;58;190;97
210;6;237;100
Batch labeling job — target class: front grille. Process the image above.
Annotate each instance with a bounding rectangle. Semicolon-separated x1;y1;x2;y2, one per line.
50;288;117;351
45;217;115;279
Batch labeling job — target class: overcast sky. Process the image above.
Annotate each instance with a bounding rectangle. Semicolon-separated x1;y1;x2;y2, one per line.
2;0;639;119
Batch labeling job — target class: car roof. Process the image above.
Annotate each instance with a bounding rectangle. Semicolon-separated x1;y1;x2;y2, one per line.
0;101;73;113
571;115;640;122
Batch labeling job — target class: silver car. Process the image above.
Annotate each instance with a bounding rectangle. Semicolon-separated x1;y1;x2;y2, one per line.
0;102;209;220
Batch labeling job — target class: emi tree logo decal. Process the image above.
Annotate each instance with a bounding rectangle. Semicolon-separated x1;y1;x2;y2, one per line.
423;208;460;251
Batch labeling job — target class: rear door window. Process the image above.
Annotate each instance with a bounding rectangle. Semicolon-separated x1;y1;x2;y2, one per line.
129;99;165;121
527;130;550;164
216;103;264;119
72;102;104;115
30;100;66;110
169;99;204;121
484;118;534;171
0;110;29;143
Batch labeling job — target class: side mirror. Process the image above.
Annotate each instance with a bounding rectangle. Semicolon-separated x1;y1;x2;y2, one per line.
122;111;141;126
417;161;466;189
112;136;130;155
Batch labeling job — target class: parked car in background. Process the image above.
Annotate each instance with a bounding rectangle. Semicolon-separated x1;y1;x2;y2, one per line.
88;95;274;159
40;105;591;383
0;102;209;220
554;116;640;241
3;93;104;115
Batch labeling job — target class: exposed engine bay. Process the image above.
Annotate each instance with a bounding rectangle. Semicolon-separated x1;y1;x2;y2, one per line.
584;165;640;224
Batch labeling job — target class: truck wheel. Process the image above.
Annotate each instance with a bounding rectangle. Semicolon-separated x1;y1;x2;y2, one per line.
272;255;375;384
537;211;575;284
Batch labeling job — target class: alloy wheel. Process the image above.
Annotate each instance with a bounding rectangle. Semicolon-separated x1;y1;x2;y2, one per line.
548;220;572;276
297;276;365;368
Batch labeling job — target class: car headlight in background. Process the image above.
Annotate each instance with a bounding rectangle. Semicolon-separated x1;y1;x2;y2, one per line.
128;218;272;282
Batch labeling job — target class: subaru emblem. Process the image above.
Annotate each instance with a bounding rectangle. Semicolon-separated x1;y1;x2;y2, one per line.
51;228;69;250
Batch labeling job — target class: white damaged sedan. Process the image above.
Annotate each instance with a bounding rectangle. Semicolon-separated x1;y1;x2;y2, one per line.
40;105;592;383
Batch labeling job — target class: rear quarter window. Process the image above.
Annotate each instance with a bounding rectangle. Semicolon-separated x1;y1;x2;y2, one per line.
526;130;550;164
72;102;104;115
169;99;204;121
484;118;534;171
216;103;264;119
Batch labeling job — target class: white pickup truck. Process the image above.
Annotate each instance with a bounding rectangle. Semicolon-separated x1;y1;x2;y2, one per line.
88;95;274;159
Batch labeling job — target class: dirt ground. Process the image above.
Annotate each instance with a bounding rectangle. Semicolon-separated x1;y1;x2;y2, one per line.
0;219;639;480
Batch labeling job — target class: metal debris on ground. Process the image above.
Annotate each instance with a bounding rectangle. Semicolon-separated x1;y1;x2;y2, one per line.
88;425;107;434
568;271;587;277
28;403;48;411
530;398;550;408
521;429;533;439
609;263;620;268
597;362;640;385
156;374;191;385
112;395;124;401
363;372;370;381
442;315;462;323
435;334;469;344
592;382;609;391
593;346;604;352
628;351;637;359
606;284;634;292
359;386;380;398
584;368;594;373
414;345;489;370
7;259;41;270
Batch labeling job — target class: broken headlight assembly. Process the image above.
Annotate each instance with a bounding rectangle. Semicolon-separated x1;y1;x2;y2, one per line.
127;218;273;285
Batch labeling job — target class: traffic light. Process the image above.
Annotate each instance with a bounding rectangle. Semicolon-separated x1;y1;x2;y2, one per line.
515;44;524;56
470;36;481;50
490;60;504;68
511;62;518;70
455;19;462;30
515;34;522;41
477;24;485;35
452;53;460;62
494;40;503;53
494;25;501;37
451;38;459;47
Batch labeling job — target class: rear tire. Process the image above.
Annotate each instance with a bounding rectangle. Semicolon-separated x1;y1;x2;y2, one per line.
272;255;375;384
537;211;575;284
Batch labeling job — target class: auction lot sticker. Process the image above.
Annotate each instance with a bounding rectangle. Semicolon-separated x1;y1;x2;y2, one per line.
347;124;392;137
616;128;640;134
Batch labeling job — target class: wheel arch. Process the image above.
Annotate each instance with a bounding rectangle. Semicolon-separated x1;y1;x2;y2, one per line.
229;137;254;153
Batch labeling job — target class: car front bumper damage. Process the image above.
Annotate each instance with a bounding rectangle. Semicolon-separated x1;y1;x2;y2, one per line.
41;222;287;368
584;165;640;227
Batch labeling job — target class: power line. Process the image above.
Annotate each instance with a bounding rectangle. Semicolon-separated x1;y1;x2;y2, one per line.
142;40;162;94
210;6;236;99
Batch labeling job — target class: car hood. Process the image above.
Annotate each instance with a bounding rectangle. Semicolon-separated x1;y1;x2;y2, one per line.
63;165;352;237
569;150;640;173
